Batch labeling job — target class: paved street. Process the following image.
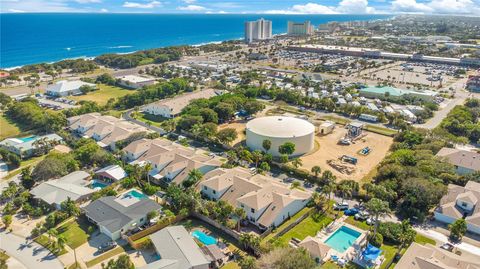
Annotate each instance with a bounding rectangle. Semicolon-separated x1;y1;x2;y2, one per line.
0;232;63;269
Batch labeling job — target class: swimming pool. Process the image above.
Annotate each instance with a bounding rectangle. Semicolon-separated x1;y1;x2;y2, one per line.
19;136;37;143
192;230;217;246
124;189;147;199
324;225;361;253
90;180;108;189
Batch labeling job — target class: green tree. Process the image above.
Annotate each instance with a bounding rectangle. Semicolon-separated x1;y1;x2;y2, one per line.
102;254;134;269
239;256;257;269
60;197;80;217
366;198;391;239
256;247;318;269
291;158;302;169
449;218;467;241
216;128;237;145
259;162;270;173
311;166;321;179
397;220;416;251
183;169;203;188
278;142;296;156
262;139;272;153
251;150;263;168
2;215;12;229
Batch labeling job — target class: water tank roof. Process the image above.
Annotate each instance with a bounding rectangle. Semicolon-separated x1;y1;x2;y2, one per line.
246;116;315;138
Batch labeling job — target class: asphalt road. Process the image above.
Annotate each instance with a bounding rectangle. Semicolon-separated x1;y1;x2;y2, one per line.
0;232;63;269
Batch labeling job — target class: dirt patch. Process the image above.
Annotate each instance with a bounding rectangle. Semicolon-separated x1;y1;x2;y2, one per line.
218;120;246;146
300;127;393;182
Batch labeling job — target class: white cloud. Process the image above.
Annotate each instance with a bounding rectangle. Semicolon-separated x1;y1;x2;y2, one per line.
123;1;162;8
100;8;108;12
177;4;207;11
8;8;25;13
391;0;479;14
337;0;377;13
1;0;80;12
182;0;196;3
75;0;101;3
265;3;338;14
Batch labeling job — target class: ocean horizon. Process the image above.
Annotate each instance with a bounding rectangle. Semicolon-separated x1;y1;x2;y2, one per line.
0;13;391;69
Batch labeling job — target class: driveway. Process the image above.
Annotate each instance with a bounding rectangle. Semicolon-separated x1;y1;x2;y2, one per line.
0;232;63;269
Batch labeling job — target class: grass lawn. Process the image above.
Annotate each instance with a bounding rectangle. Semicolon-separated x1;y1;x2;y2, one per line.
221;262;240;269
272;212;333;247
414;234;436;245
34;235;68;256
263;207;312;242
132;112;167;127
322;261;363;269
2;154;47;180
379;243;398;269
364;124;397;137
0;114;21;140
85;246;126;268
56;217;92;249
69;84;133;105
344;216;372;231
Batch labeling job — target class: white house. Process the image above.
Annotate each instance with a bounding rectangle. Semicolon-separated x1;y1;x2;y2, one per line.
436;148;480;175
116;75;156;89
434;181;480;234
199;167;311;229
46;80;96;97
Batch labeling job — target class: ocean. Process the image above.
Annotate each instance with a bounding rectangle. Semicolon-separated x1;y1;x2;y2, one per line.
0;13;390;69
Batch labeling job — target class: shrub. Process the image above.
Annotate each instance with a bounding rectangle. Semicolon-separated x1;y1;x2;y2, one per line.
369;233;383;247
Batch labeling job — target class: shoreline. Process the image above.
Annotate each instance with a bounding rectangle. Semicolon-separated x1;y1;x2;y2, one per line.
1;15;392;71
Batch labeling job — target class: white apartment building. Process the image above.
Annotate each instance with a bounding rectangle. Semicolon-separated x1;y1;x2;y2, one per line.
287;21;314;36
245;18;272;43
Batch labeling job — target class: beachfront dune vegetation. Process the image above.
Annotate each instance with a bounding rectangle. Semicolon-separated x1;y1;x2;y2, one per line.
7;59;97;75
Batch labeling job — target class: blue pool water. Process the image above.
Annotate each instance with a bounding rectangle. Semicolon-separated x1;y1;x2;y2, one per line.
124;189;147;199
90;180;108;189
192;230;217;246
324;226;361;253
19;136;37;143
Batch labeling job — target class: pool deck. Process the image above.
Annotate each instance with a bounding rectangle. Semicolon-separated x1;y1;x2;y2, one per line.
316;216;367;261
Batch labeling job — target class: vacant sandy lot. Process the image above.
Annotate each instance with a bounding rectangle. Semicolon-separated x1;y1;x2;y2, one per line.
218;120;246;146
301;127;393;182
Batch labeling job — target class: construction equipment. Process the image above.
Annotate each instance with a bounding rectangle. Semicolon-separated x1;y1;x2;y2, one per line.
341;155;358;165
359;147;371;155
327;159;356;175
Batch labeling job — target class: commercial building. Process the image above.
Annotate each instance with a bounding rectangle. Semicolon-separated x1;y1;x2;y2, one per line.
467;75;480;92
140;226;210;269
244;18;272;43
200;167;311;229
84;191;161;240
434;181;480;235
46;80;96;97
0;134;63;158
30;171;94;210
436;148;480;175
246;116;315;157
116;75;156;89
123;138;223;185
67;113;148;150
143;89;220;118
395;242;480;269
287;21;314;36
359;86;438;102
287;44;480;67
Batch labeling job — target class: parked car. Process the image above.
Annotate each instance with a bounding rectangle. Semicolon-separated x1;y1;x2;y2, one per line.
344;208;360;216
366;217;376;226
333;202;349;211
440;243;454;252
99;241;117;253
354;211;370;221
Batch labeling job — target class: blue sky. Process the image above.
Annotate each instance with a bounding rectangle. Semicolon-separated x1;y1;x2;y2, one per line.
1;0;479;15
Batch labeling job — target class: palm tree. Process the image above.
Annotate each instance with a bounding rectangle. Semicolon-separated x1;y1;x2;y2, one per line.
262;139;271;153
365;198;391;238
187;169;203;186
338;183;352;203
251;150;263;168
311;166;321;179
47;228;58;247
234;207;246;231
56;235;66;254
143;163;152;184
239;233;260;253
397;220;416;251
291;158;302;169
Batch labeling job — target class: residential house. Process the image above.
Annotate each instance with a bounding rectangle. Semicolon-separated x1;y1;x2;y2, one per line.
395;242;480;269
199;167;311;229
436;148;480;175
142;89;220;118
95;165;127;182
434;181;480;234
140;226;210;269
123;138;223;186
0;134;63;158
30;171;94;210
46;80;96;96
67;113;148;150
83;194;161;240
298;236;331;263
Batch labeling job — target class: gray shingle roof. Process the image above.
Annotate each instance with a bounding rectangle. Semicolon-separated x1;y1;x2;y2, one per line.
150;226;209;269
83;196;161;233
